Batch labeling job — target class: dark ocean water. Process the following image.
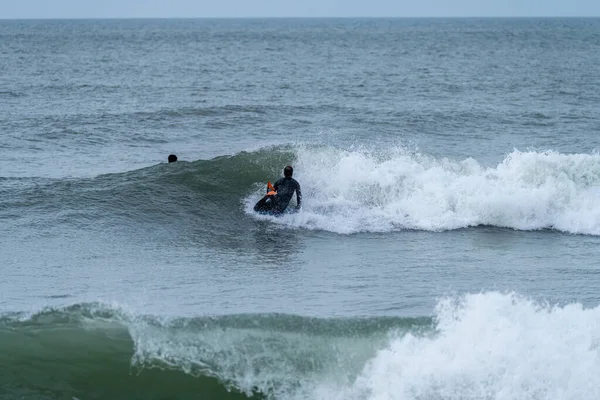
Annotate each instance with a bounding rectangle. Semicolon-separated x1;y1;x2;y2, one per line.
2;18;600;400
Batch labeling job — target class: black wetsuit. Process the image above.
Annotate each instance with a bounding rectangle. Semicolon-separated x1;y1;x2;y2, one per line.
253;177;302;214
273;177;302;213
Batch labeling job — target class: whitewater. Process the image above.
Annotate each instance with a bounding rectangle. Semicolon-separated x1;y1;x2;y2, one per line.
246;147;600;235
2;293;600;400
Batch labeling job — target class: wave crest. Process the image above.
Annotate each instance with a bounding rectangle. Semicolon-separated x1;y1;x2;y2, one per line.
252;147;600;235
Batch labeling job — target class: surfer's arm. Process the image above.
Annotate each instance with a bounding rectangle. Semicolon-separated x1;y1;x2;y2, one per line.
295;183;302;209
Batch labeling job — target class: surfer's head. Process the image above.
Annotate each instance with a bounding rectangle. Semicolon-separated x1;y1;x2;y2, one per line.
168;154;178;163
284;165;293;178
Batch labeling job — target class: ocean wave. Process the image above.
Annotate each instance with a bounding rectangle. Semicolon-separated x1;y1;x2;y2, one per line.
0;303;420;400
2;293;600;399
4;145;600;236
246;146;600;235
0;147;294;230
328;292;600;400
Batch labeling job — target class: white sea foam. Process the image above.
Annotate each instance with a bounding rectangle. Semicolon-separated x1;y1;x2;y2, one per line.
318;292;600;400
251;147;600;235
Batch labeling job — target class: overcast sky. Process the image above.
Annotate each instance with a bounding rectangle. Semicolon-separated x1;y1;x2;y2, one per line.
2;0;599;19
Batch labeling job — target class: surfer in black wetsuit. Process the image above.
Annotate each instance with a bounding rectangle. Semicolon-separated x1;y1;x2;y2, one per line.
273;165;302;213
253;165;302;214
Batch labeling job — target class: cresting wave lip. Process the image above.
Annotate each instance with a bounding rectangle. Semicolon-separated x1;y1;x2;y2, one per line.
2;293;600;400
248;146;600;235
0;303;425;400
324;292;600;400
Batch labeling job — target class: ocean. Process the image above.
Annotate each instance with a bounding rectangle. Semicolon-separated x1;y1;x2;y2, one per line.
1;17;600;400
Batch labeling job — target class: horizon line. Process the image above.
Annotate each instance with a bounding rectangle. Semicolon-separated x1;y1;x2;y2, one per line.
1;16;599;20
